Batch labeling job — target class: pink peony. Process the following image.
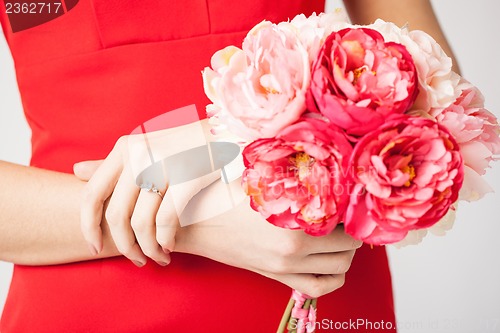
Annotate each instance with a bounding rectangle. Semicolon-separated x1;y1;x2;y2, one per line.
368;20;461;113
432;82;500;175
202;21;310;141
345;116;464;245
307;28;419;138
432;81;500;201
242;117;353;236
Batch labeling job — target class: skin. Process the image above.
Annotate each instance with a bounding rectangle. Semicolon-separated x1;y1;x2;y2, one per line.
0;0;458;298
0;160;360;297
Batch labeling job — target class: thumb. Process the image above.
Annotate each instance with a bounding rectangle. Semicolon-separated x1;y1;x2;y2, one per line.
73;159;104;181
155;170;221;252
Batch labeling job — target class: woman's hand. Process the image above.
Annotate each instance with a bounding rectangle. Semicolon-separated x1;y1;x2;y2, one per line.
173;178;362;298
76;121;361;297
75;121;221;267
77;154;361;298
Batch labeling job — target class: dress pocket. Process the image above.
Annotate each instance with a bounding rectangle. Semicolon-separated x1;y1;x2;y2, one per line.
90;0;211;48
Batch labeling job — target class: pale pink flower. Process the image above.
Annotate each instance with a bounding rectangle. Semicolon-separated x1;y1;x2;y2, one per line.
242;118;352;236
432;80;500;201
433;82;500;174
202;21;310;141
345;116;464;245
202;46;243;133
307;27;418;138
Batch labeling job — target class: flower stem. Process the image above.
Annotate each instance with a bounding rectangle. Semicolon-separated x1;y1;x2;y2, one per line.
277;298;295;333
287;317;298;333
312;298;317;310
303;298;312;310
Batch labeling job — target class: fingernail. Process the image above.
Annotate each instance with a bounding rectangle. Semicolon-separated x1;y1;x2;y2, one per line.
162;247;171;255
132;260;146;268
73;162;81;172
157;260;170;267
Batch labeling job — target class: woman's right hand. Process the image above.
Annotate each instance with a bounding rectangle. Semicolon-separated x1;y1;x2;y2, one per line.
174;179;362;298
76;124;361;298
78;157;361;298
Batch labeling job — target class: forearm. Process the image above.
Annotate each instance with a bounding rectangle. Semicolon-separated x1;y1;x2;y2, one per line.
343;0;460;73
0;156;231;265
0;160;119;265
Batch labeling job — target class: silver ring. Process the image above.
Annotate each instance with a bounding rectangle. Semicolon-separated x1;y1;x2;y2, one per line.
139;183;164;199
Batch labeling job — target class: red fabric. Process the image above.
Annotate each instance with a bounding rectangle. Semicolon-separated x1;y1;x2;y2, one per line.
0;1;397;332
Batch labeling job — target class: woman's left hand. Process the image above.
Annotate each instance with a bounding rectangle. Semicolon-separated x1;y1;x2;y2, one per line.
75;124;220;267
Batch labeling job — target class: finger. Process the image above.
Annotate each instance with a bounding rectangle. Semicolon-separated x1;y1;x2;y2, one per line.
105;165;147;266
154;170;220;253
260;271;346;298
131;187;171;266
273;250;356;275
155;192;178;253
74;160;104;181
304;224;363;254
81;149;122;254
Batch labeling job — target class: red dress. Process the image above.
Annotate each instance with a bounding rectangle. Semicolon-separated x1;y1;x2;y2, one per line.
0;1;396;332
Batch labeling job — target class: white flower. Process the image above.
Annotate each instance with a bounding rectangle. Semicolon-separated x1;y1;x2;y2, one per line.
392;229;428;248
393;205;457;248
459;166;494;202
429;205;456;236
279;11;351;63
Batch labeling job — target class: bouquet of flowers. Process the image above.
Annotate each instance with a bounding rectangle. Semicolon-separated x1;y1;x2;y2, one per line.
202;10;500;333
